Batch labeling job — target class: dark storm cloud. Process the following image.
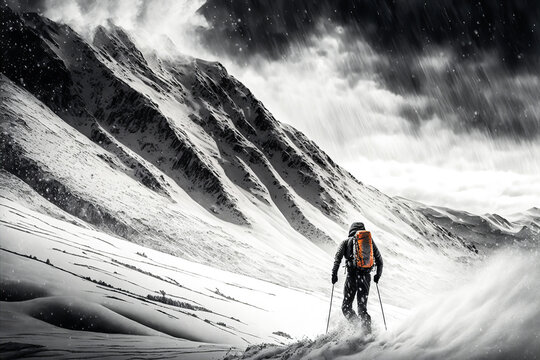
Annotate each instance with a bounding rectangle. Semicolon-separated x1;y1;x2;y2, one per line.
198;0;540;67
4;0;46;13
199;0;540;139
393;58;540;139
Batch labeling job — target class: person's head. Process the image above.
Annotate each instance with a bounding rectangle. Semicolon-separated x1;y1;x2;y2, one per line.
348;222;365;237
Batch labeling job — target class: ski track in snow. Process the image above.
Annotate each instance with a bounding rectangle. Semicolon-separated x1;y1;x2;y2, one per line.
0;200;332;358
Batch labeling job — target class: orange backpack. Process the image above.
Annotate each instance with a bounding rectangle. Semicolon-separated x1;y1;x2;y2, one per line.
352;230;374;268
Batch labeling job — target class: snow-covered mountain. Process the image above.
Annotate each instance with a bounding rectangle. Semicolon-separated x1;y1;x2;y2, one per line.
0;5;497;358
1;5;475;283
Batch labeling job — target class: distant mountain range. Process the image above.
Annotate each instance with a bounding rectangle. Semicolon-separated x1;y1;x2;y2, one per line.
400;197;539;251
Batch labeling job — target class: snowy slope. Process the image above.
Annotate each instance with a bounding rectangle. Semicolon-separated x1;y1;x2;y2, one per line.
0;199;331;357
0;73;330;291
224;248;540;360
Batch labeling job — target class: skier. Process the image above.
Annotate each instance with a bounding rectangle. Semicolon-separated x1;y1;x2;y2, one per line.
331;222;383;333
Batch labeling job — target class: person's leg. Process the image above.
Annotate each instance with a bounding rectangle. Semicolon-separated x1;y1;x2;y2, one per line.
341;272;358;322
356;271;372;333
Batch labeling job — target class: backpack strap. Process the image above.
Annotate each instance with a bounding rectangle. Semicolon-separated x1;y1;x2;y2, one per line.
344;237;354;267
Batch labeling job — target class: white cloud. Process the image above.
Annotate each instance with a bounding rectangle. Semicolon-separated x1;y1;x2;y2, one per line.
43;0;208;57
225;36;539;215
345;155;540;215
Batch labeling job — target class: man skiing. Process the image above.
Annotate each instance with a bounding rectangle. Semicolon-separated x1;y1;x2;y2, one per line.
332;222;383;333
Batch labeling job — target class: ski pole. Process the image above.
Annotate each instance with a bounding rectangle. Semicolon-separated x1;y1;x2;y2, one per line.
325;284;334;334
376;283;387;331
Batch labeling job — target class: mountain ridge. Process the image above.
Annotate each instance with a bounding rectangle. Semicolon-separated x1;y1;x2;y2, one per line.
397;196;539;251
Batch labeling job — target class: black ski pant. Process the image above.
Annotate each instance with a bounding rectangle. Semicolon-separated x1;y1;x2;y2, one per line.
342;269;371;330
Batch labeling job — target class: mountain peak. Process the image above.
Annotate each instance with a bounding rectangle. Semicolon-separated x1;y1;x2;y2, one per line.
93;22;148;68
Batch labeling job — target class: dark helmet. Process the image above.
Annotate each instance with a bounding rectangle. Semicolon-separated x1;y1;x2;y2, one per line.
348;222;365;237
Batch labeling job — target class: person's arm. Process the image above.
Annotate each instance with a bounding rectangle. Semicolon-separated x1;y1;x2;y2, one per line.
331;240;347;283
373;240;383;283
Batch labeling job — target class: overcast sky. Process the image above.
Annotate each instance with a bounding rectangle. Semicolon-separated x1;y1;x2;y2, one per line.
12;0;540;215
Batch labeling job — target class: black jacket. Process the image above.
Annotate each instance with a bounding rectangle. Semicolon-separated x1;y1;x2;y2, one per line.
332;222;383;278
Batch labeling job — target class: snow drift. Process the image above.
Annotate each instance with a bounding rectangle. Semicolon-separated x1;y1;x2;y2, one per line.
0;200;331;356
231;248;540;360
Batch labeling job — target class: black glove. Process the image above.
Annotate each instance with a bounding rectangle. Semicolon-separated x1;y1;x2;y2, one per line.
374;274;381;283
332;274;338;284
